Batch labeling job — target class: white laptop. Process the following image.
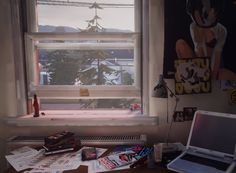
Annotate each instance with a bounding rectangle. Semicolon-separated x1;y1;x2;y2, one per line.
167;110;236;173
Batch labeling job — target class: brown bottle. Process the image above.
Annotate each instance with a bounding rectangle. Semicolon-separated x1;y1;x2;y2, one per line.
33;94;40;117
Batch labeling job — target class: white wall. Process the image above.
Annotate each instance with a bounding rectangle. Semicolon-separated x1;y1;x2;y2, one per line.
0;0;235;171
0;0;17;118
0;1;18;170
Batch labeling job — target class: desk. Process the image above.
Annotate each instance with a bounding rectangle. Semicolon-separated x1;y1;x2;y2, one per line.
5;165;174;173
4;146;175;173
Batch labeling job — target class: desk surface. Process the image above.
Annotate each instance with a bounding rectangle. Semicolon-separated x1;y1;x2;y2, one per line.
4;146;175;173
5;165;173;173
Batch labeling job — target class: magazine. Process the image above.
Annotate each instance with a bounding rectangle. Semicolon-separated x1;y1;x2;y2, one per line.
110;145;143;155
111;145;153;159
98;152;135;170
135;146;153;159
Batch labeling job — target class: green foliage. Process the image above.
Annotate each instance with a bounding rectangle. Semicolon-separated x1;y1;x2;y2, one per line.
46;50;81;85
122;72;134;85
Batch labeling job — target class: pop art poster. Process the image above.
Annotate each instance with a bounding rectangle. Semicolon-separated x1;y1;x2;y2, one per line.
175;57;211;95
163;0;236;81
228;89;236;105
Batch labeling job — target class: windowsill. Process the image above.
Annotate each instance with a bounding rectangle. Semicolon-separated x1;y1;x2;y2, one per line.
6;110;159;126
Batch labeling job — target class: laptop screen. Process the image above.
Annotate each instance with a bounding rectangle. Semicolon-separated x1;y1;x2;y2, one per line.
189;111;236;155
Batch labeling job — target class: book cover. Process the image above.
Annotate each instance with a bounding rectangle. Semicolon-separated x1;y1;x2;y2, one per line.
43;137;80;156
44;147;75;156
44;131;74;145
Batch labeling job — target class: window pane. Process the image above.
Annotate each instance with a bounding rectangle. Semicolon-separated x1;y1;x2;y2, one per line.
38;49;134;85
37;0;135;32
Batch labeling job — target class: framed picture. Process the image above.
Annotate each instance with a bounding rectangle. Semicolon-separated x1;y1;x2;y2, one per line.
183;107;197;121
173;111;184;122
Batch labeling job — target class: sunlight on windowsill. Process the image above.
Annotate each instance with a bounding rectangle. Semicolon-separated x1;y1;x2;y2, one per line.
7;109;159;126
25;109;140;118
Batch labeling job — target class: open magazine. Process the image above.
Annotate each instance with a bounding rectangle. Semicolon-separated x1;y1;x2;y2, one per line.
98;146;153;170
98;152;135;170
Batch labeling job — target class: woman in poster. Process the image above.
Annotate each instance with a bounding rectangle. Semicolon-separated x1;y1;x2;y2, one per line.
176;0;236;80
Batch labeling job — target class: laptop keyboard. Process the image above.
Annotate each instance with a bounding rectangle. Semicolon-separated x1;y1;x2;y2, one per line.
182;154;230;171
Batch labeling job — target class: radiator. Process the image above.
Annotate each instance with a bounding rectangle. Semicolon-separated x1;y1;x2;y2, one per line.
79;135;146;145
7;134;147;149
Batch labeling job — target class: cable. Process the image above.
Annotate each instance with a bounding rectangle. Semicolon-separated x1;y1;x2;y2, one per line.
165;86;179;144
37;0;134;8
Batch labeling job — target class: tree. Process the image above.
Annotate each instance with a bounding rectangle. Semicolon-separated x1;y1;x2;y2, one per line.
77;2;119;86
45;50;80;85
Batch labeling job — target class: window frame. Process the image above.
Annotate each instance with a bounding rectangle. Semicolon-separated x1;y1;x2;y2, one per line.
5;0;156;126
25;0;141;100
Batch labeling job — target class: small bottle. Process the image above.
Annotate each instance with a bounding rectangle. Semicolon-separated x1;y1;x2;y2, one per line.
33;94;40;117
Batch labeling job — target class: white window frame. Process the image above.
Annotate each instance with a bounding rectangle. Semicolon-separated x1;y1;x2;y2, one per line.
6;0;156;126
25;0;142;100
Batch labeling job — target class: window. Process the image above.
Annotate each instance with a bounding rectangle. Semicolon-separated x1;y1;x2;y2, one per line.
25;0;144;115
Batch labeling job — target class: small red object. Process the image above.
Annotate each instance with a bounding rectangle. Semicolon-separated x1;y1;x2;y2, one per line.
133;103;140;110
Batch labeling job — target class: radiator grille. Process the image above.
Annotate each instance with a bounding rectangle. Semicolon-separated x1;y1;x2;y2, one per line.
79;135;146;145
7;134;146;147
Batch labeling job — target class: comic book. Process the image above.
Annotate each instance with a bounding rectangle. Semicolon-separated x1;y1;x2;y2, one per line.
98;152;135;170
98;146;153;170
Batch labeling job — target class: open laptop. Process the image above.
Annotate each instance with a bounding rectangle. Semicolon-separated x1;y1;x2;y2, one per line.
167;110;236;173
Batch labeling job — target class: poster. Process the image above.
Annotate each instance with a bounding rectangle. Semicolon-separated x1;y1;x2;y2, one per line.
175;57;211;95
163;0;236;81
228;89;236;105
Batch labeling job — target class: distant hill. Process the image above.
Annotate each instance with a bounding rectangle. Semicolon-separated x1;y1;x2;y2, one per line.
39;25;132;33
39;25;79;32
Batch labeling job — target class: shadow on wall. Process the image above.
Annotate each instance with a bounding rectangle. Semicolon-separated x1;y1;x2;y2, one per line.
147;121;192;145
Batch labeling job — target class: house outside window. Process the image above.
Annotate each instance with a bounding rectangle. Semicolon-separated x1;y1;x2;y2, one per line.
25;0;146;115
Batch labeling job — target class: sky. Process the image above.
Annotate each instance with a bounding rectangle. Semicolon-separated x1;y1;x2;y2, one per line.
37;0;135;31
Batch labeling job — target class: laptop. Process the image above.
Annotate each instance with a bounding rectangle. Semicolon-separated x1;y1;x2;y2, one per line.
167;110;236;173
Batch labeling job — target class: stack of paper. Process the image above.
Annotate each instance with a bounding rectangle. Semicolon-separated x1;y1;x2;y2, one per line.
6;145;152;173
5;146;107;173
